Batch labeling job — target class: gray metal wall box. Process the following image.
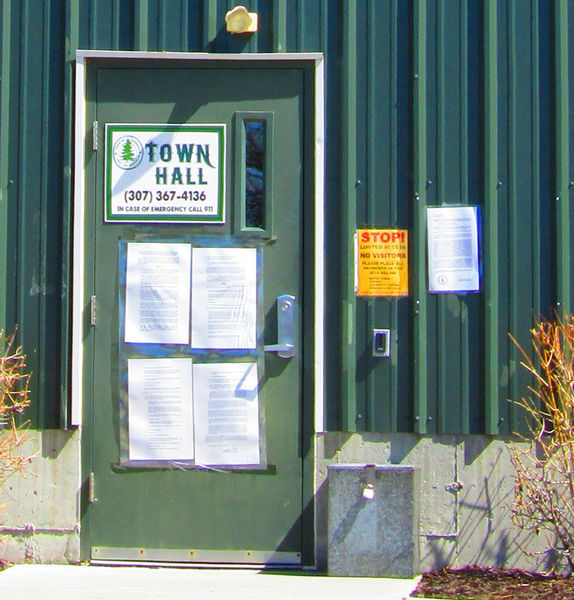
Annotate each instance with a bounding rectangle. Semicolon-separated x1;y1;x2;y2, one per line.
327;464;420;577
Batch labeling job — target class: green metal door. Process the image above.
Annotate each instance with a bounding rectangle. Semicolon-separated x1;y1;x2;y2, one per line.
81;59;314;565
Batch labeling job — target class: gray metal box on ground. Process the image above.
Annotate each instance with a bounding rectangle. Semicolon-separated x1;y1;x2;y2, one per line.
327;464;420;577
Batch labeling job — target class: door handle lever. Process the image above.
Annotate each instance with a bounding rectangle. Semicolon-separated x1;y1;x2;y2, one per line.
263;342;294;354
264;294;296;358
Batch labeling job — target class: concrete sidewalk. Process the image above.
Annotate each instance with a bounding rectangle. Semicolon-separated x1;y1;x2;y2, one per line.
0;564;425;600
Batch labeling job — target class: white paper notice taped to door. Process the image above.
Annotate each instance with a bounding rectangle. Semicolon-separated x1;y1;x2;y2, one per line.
128;358;194;461
125;242;191;344
191;247;257;349
193;362;260;466
427;206;480;293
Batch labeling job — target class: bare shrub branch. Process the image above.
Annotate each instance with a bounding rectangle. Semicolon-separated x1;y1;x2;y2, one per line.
0;330;32;525
510;315;574;575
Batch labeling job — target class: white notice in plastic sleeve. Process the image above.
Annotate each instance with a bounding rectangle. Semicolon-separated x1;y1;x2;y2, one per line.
191;247;257;349
125;242;191;344
427;206;480;293
193;362;260;466
128;357;194;461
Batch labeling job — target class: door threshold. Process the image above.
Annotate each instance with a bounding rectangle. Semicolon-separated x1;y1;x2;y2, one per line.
90;560;305;570
91;547;301;567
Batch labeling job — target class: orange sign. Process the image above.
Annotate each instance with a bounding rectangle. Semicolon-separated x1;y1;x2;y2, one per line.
355;229;409;297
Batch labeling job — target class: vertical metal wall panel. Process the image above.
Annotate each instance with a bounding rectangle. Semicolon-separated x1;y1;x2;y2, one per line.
570;4;574;311
355;3;368;431
0;0;571;433
18;2;43;421
483;0;501;434
435;0;467;433
538;1;555;319
394;0;415;433
297;0;323;52
495;0;513;434
271;0;288;52
412;0;429;434
424;0;439;435
39;1;66;427
364;0;399;432
530;1;542;331
0;0;15;332
0;1;23;339
505;1;541;433
361;0;413;433
465;0;486;434
555;0;571;315
323;1;344;431
340;0;359;431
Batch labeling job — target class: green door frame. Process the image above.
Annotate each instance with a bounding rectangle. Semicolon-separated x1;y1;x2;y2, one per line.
72;50;325;565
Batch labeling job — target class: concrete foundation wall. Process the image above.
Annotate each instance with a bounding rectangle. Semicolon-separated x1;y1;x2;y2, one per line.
0;428;552;572
315;433;549;574
0;430;81;564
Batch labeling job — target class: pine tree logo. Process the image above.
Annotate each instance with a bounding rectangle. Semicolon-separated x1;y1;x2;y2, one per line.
122;139;134;162
112;135;143;170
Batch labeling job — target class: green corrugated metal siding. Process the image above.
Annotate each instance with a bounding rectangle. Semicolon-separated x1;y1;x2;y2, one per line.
0;0;571;435
0;0;67;427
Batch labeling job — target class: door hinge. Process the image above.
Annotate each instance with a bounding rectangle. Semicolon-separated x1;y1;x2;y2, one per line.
90;295;96;327
92;121;98;151
88;472;97;503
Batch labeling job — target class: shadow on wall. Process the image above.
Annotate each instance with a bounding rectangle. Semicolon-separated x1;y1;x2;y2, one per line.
315;476;329;571
422;459;517;570
40;430;76;459
422;441;557;573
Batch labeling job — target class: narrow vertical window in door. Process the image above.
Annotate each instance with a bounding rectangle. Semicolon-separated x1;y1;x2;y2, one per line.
245;120;266;229
234;112;273;237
